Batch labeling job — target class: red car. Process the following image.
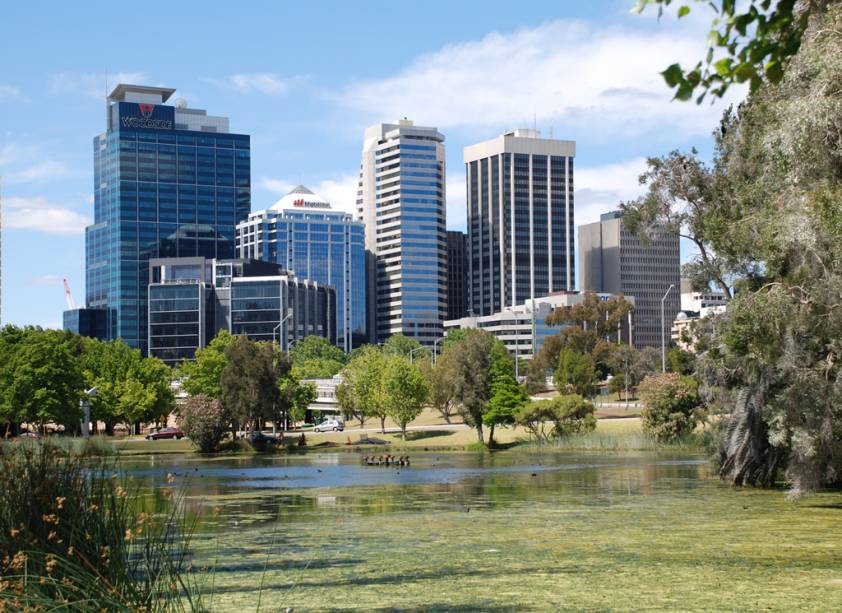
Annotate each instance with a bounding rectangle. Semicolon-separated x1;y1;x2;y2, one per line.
145;427;184;440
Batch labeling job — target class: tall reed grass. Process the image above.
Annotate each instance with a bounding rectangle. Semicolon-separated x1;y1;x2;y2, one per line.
0;441;203;612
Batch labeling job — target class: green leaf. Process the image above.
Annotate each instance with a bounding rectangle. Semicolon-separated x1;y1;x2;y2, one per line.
661;63;684;87
677;5;690;18
714;57;733;76
764;60;783;83
675;82;694;101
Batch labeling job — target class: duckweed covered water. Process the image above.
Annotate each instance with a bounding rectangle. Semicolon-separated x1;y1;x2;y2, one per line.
121;452;842;612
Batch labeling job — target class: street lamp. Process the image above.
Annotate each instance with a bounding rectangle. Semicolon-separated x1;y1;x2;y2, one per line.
274;307;295;352
80;386;97;438
661;284;675;373
409;346;426;363
432;337;446;366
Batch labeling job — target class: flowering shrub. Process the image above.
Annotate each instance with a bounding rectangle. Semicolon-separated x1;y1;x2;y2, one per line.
178;394;230;453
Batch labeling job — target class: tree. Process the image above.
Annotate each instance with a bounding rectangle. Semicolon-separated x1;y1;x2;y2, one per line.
338;346;388;432
448;329;496;443
178;330;235;398
289;336;345;379
220;336;280;434
515;401;559;443
608;374;626;399
418;355;458;424
635;0;823;102
0;329;85;432
381;355;429;440
383;333;428;361
639;373;702;442
610;344;661;401
279;378;316;426
666;347;696;375
178;394;230;452
483;373;529;446
554;349;598;398
516;395;596;442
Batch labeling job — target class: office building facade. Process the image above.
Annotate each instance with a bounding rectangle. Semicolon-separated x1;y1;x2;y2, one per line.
148;257;335;365
464;129;575;316
579;211;680;348
236;185;366;351
83;84;250;353
357;119;447;345
445;292;634;362
446;230;468;320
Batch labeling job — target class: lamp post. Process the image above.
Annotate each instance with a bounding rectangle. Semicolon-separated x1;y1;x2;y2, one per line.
409;346;426;363
661;284;675;373
274;308;294;352
80;386;97;438
432;337;446;366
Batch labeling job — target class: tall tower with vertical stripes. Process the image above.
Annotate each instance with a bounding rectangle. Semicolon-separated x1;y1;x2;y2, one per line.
464;130;575;316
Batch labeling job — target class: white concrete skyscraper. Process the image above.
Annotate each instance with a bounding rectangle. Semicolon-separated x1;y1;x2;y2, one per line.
357;119;447;345
464;129;575;316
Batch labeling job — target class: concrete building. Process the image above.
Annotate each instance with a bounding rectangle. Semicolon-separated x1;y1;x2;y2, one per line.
464;129;575;316
579;211;680;349
356;119;447;346
444;292;634;362
72;84;250;353
680;278;728;314
236;185;367;351
446;230;468;320
148;257;335;365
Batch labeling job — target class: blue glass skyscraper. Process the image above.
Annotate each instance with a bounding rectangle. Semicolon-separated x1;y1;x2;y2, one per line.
236;186;367;351
84;84;250;353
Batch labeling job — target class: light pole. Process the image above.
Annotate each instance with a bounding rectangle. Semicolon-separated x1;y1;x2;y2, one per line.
274;308;294;352
661;284;675;373
432;337;446;366
80;386;97;438
409;346;426;363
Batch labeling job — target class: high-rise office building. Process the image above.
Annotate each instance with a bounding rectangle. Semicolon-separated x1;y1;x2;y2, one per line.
148;257;335;366
446;230;468;320
464;129;575;316
236;185;366;351
81;84;250;353
356;119;447;345
579;211;680;348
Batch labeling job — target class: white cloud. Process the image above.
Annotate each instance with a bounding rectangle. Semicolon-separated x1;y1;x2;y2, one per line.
4;196;90;235
574;157;649;227
446;176;467;231
49;71;147;99
339;19;741;139
5;160;75;184
0;84;25;101
203;73;297;95
258;175;359;214
29;275;63;287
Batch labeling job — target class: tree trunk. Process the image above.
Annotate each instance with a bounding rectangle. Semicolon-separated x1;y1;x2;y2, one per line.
719;387;780;488
380;416;386;434
488;423;496;448
476;423;484;444
401;424;407;441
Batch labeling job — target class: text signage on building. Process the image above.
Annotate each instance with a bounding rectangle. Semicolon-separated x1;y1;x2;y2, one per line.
292;198;329;209
118;102;174;130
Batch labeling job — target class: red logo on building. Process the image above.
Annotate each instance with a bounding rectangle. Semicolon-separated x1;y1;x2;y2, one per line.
138;103;155;119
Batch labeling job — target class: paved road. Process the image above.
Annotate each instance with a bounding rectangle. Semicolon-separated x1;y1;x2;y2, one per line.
296;423;469;436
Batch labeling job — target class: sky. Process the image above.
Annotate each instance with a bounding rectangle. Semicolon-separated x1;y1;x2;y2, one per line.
0;0;743;329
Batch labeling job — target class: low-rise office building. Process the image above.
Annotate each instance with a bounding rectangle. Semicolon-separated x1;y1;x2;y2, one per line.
444;291;634;362
148;257;335;366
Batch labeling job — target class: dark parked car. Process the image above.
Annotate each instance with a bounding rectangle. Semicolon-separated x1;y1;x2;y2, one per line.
145;427;184;441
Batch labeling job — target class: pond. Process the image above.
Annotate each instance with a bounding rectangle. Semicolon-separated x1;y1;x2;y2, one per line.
122;451;842;612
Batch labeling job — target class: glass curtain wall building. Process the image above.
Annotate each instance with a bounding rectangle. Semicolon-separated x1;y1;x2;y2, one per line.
148;257;335;366
83;84;250;353
236;185;366;351
357;119;447;345
463;129;575;316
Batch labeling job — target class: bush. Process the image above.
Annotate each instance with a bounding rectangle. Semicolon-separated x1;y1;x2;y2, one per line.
516;394;596;442
553;349;598;397
638;373;703;442
178;394;229;453
0;442;198;611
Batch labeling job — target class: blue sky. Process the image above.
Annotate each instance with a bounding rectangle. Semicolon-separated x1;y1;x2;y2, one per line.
0;0;740;328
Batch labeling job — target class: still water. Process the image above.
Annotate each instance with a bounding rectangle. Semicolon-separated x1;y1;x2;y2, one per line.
122;452;842;612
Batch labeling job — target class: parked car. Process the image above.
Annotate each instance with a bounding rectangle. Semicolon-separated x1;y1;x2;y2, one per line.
248;431;281;447
145;427;184;440
313;418;344;433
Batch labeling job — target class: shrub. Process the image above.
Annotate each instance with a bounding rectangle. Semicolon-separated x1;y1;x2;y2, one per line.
553;349;598;397
178;394;229;453
516;394;596;442
638;373;703;442
0;442;198;611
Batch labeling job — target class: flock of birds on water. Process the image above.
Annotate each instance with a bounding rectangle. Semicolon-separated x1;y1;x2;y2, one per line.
361;454;410;467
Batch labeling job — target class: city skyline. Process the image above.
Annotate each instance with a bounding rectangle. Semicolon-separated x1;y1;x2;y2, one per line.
0;0;743;329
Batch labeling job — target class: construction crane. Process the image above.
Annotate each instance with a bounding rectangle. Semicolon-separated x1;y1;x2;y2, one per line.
63;278;76;310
